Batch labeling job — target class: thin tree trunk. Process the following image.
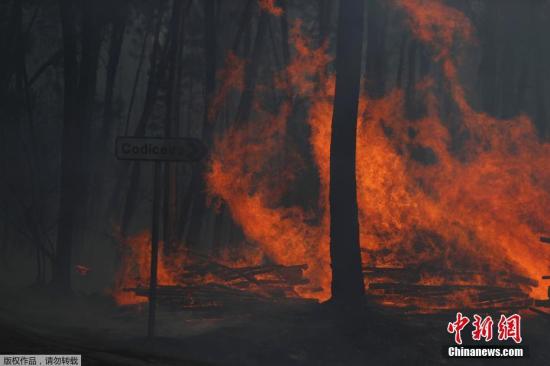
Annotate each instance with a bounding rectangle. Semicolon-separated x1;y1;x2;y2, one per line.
477;0;499;115
317;0;331;48
74;0;103;255
101;8;128;143
163;0;185;254
118;3;172;237
234;10;268;126
231;0;253;53
405;39;418;120
91;6;127;228
53;0;80;292
185;0;220;248
396;33;407;89
365;0;387;98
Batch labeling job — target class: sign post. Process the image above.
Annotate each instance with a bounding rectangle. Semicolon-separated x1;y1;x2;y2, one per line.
148;160;161;339
116;136;207;339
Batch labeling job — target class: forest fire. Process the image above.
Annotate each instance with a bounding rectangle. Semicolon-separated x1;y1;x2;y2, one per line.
7;0;550;363
112;0;550;313
113;230;311;307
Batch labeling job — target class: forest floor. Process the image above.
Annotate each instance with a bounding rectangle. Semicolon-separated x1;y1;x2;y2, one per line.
0;286;548;366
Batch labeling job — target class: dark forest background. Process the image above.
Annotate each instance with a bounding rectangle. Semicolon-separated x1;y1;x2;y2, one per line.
1;0;550;294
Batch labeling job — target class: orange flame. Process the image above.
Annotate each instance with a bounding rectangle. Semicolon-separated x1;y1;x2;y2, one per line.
258;0;283;16
112;231;179;305
205;3;550;306
209;51;246;122
113;2;550;310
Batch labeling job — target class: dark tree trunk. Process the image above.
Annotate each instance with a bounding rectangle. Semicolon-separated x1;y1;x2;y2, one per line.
329;0;365;306
100;7;127;143
54;0;103;291
477;0;499;116
234;10;268;126
317;0;331;46
365;0;387;98
232;0;253;53
279;0;290;68
163;0;186;254
73;0;103;254
53;0;80;292
118;4;171;237
106;16;151;225
185;0;220;248
396;33;407;89
89;5;127;227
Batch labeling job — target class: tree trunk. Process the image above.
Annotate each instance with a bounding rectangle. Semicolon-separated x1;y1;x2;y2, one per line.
73;0;103;258
396;33;407;89
163;0;185;254
477;0;499;116
53;0;80;292
118;4;171;237
185;0;220;248
365;0;387;98
317;0;331;46
100;7;127;143
90;5;127;226
329;0;365;306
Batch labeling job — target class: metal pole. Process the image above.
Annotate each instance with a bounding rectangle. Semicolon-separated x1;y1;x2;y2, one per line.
148;161;161;338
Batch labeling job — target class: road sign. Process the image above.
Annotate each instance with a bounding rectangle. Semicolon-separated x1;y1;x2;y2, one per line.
115;136;207;339
116;137;207;162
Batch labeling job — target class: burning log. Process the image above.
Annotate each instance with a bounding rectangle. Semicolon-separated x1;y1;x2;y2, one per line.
363;266;537;288
123;262;311;310
540;236;550;244
368;283;506;295
124;282;314;310
363;266;421;283
366;281;532;312
177;262;309;286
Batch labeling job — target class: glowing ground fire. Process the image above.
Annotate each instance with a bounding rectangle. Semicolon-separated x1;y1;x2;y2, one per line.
114;0;550;309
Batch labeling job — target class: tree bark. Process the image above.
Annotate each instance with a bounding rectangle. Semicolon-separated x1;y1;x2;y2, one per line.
329;0;365;306
53;0;80;292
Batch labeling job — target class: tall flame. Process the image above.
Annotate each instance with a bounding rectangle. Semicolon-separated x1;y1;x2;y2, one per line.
205;0;550;304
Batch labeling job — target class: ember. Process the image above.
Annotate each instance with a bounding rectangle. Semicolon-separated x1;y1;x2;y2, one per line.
75;265;91;276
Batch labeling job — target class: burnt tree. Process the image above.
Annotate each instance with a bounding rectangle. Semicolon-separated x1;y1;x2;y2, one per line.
54;0;104;291
329;0;365;306
53;0;82;291
184;0;219;248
